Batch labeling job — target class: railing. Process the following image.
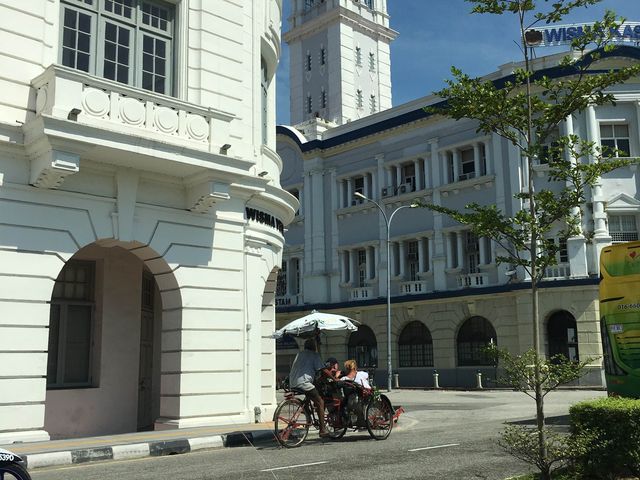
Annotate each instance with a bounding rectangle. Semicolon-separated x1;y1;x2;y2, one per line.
544;263;571;279
457;273;489;288
350;287;374;301
457;172;477;182
399;280;429;295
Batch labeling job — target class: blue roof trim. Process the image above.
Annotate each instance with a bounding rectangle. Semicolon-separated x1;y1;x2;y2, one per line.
275;277;599;315
276;46;640;152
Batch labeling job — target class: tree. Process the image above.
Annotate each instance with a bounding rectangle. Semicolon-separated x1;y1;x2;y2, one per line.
419;1;640;479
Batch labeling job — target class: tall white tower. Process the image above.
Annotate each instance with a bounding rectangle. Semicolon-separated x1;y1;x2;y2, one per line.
285;0;398;126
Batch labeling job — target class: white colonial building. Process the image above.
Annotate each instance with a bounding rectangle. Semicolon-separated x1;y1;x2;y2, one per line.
276;0;640;388
0;0;296;443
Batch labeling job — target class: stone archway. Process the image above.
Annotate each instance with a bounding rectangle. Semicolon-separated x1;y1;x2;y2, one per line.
44;241;181;439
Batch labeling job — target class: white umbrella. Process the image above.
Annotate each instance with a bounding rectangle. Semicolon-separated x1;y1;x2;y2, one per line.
272;310;358;339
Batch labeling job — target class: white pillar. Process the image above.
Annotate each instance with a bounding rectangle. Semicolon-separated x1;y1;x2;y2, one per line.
422;155;429;190
586;105;598;164
364;173;370;198
340;251;346;283
350;249;358;285
398;241;406;278
445;233;454;269
371;170;377;199
395;165;402;187
417;237;425;273
456;231;465;269
479;237;488;265
452;150;460;182
473;143;481;178
414;158;421;190
593;183;607;235
338;179;344;209
483;141;490;175
372;244;379;278
347;178;353;206
565;114;582;234
365;246;372;280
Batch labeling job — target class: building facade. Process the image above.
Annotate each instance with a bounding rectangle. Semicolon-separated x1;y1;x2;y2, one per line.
0;0;296;443
276;0;640;388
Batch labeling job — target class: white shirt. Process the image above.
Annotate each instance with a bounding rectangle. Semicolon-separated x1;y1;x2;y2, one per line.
341;371;371;390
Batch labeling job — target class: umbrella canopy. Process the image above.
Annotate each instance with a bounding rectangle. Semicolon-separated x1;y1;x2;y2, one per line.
272;310;358;339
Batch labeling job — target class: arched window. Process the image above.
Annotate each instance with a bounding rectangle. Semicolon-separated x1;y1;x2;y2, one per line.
348;325;377;368
399;321;433;367
548;311;579;361
457;316;496;366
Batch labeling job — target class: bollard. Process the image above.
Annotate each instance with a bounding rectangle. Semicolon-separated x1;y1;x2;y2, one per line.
393;373;399;389
254;406;262;423
476;370;483;389
433;370;440;389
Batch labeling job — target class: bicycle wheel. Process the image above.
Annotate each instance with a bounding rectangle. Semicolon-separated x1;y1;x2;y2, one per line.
365;394;393;440
0;463;32;480
274;398;310;448
324;406;347;439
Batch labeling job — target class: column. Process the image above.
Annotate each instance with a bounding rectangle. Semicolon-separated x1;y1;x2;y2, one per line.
370;170;377;199
452;150;460;182
425;236;432;272
417;237;425;273
637;102;640;151
389;242;396;277
565;114;582;233
340;251;346;283
346;178;353;206
445;233;453;269
473;143;481;178
586;105;598;163
384;166;391;189
338;179;344;210
398;241;406;278
414;158;421;190
395;165;402;187
593;184;607;235
282;258;293;297
430;142;439;188
423;157;429;189
365;247;373;280
483;140;490;175
456;231;465;269
363;172;370;198
372;244;378;278
479;237;487;265
298;188;304;216
350;249;358;284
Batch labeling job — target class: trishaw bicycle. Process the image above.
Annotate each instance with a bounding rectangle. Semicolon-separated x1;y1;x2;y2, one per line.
273;379;394;448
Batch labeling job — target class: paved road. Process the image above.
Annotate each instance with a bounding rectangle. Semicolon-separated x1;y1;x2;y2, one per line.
30;389;605;480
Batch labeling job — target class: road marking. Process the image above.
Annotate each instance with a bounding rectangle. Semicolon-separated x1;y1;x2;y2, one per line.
408;443;460;452
261;461;328;472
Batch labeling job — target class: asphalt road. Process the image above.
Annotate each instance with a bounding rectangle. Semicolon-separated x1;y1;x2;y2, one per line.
30;389;606;480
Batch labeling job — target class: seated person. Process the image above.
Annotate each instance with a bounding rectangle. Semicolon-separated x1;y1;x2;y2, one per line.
288;338;330;437
341;359;371;390
339;359;370;426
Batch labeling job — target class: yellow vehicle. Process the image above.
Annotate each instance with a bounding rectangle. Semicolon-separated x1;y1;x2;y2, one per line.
599;241;640;398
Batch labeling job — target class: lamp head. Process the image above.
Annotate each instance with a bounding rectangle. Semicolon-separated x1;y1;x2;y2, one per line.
354;192;367;200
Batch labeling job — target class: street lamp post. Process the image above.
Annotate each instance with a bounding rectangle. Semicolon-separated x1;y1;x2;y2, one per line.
354;191;418;391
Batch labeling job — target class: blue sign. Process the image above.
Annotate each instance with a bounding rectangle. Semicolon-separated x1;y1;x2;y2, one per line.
526;22;640;47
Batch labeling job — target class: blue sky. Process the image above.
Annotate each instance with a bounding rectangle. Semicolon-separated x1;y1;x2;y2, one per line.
276;0;638;125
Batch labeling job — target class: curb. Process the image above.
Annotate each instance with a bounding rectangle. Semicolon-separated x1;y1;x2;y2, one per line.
23;431;278;470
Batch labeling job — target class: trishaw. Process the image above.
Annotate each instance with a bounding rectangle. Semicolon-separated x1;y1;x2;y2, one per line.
271;310;395;448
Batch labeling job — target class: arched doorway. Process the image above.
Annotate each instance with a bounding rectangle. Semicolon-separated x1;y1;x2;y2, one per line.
44;242;178;438
348;325;377;368
547;310;579;361
456;316;497;366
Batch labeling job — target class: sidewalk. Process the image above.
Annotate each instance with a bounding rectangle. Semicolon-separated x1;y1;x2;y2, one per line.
0;421;277;470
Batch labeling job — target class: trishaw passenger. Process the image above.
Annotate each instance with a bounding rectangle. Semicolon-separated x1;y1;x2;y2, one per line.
340;359;370;425
289;338;330;437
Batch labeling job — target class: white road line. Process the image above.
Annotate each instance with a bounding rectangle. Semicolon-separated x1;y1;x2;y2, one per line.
261;461;329;472
408;443;460;452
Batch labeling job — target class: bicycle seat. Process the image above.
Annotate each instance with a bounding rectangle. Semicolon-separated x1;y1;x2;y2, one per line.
287;387;306;395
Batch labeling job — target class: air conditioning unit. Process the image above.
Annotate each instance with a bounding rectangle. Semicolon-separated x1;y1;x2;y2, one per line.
351;199;358;206
381;187;391;198
398;183;409;194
